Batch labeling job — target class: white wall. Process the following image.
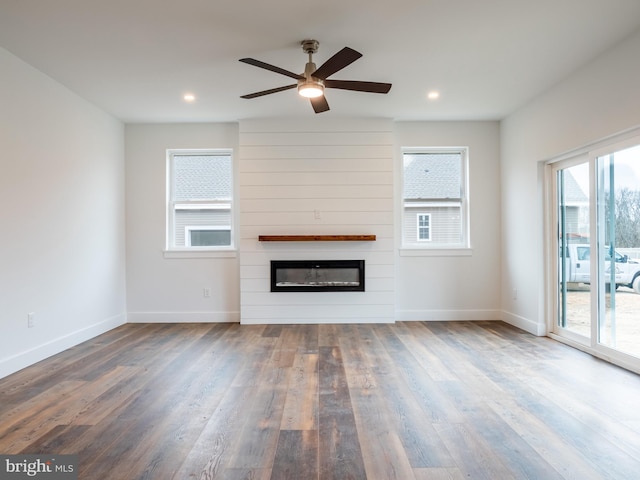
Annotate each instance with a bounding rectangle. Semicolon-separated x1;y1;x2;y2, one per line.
125;123;240;322
501;29;640;335
239;118;395;324
0;48;126;378
394;122;502;321
126;119;501;326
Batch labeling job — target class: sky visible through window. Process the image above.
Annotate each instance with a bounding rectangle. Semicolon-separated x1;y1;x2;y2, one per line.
571;145;640;195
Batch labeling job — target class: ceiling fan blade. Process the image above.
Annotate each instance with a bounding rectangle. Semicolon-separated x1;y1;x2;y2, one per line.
241;84;297;99
324;79;392;94
310;95;330;113
311;47;362;80
239;58;303;80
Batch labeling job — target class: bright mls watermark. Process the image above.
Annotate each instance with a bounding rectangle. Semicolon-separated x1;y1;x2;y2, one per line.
0;455;77;479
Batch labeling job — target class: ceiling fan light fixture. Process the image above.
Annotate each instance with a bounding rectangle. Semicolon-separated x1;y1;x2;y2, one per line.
298;80;324;98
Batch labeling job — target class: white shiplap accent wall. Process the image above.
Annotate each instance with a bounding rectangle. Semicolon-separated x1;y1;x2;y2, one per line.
239;118;395;324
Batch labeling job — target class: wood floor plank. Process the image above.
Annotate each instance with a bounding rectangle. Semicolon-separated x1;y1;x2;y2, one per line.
0;380;85;443
225;381;287;471
0;324;152;402
19;425;91;454
372;325;466;425
280;352;318;431
171;385;253;480
350;325;457;469
349;388;417;480
432;422;516;480
486;394;607;480
270;430;318;480
392;323;460;382
75;325;238;478
439;324;640;480
1;321;640;479
413;467;466;480
463;402;565;479
220;468;272;480
318;323;339;347
318;345;367;480
103;327;248;479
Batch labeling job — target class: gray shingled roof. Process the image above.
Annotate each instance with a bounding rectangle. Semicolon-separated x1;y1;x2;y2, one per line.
174;155;231;201
403;153;461;200
562;170;588;203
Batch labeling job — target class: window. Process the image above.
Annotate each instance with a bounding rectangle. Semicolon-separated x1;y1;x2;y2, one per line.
402;148;469;249
417;214;431;241
167;149;233;251
185;227;231;247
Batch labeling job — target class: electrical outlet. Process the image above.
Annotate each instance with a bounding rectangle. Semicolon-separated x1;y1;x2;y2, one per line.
314;209;321;220
203;288;211;298
27;312;35;328
512;288;518;300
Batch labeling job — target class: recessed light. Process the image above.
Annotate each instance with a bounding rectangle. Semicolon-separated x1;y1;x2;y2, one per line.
427;91;440;100
183;93;196;102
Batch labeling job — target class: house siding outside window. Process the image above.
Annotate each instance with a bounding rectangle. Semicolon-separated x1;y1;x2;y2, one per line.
402;148;469;249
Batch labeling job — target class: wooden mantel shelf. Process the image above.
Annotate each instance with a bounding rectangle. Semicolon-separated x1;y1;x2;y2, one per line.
258;234;376;242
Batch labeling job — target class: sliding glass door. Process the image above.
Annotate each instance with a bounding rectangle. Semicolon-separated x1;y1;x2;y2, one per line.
556;160;591;341
551;137;640;368
595;144;640;358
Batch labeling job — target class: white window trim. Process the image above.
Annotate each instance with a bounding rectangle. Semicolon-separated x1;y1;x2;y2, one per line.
165;148;236;258
417;213;431;241
163;249;236;259
175;202;231;210
400;146;471;255
399;247;472;257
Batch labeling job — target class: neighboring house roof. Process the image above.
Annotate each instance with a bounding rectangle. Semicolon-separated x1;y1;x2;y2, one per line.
403;153;461;200
562;170;588;204
174;155;231;200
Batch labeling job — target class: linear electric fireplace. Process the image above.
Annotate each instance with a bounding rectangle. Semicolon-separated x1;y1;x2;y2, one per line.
270;260;365;292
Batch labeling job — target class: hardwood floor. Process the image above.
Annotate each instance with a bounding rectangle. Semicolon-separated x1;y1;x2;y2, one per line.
1;321;640;479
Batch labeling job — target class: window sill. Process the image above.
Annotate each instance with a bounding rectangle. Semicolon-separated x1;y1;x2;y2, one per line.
163;249;237;259
399;247;472;257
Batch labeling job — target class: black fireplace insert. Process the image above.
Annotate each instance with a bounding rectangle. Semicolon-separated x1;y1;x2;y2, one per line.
270;260;365;292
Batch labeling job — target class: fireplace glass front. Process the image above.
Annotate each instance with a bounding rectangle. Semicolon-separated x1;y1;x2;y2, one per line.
270;260;365;292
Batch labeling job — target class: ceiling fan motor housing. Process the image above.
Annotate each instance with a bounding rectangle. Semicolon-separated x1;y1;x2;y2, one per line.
301;39;319;54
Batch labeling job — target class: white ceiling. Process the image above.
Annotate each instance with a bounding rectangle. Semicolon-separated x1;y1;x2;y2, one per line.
1;0;640;123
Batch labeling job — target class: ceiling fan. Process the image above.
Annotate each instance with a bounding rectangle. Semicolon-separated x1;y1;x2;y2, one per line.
239;39;392;113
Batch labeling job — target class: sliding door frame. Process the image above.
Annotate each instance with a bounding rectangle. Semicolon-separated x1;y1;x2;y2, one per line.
544;127;640;374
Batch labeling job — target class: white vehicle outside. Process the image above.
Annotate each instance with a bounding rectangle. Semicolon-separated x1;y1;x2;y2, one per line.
562;244;640;293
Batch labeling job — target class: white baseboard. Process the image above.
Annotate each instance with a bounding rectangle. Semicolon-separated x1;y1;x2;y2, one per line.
127;311;240;323
240;317;394;325
0;313;126;380
395;309;501;322
500;310;546;336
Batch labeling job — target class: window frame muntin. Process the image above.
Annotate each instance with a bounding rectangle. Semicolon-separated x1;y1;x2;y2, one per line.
417;213;432;241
